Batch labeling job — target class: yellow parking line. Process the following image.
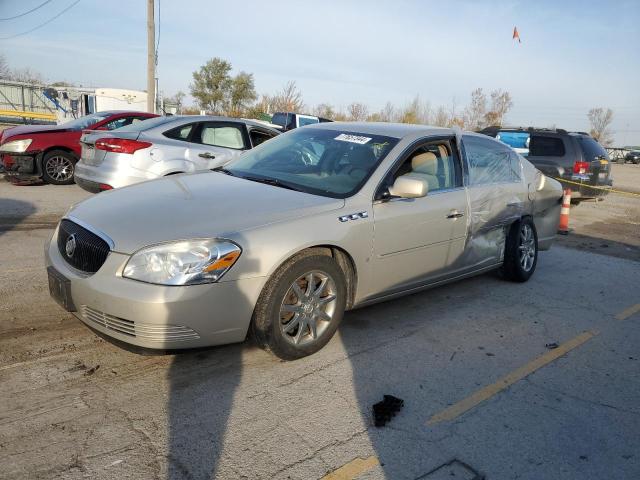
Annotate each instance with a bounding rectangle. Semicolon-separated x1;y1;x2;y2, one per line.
615;303;640;321
320;456;379;480
427;331;597;426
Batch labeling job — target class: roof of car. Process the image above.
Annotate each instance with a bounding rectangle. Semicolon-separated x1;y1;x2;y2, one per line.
167;115;280;132
304;121;454;139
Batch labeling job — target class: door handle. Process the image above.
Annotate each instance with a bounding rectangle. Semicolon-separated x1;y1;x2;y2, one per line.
198;152;216;159
506;202;519;207
446;210;464;219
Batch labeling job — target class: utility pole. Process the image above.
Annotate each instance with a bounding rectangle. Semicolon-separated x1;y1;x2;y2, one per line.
146;0;155;113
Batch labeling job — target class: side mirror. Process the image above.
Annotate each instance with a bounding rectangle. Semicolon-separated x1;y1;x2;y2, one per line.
388;176;428;198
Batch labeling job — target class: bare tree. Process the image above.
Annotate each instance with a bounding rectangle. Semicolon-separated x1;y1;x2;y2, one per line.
9;67;45;84
313;103;335;119
347;102;369;121
465;88;487;130
484;89;513;126
0;54;9;79
398;95;431;124
432;106;450;127
379;102;396;122
269;81;304;112
587;107;614;146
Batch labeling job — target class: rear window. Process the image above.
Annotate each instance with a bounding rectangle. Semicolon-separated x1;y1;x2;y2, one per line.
577;136;609;161
529;136;566;157
115;116;176;133
496;131;529;149
271;113;287;128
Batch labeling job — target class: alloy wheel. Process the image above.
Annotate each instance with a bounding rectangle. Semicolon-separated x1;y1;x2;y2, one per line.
45;156;74;182
279;270;337;346
518;223;536;271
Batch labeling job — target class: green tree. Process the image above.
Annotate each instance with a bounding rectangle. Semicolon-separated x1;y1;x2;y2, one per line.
190;58;232;114
228;72;257;117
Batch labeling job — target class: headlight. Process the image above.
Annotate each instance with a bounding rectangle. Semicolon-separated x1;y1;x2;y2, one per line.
123;239;241;286
0;138;32;153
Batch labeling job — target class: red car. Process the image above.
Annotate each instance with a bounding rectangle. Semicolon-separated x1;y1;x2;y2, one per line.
0;111;157;185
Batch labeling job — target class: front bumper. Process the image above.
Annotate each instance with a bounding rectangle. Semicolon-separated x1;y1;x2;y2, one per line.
45;227;265;349
1;151;41;175
74;160;158;192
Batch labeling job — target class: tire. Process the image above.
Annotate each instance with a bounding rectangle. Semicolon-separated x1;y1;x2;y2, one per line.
42;150;76;185
500;217;538;283
251;250;347;360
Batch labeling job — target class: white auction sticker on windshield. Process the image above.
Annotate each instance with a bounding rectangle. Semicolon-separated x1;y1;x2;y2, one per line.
334;134;372;144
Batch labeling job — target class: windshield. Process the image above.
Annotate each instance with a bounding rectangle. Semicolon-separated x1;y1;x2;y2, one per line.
225;128;399;198
115;115;176;133
62;113;111;130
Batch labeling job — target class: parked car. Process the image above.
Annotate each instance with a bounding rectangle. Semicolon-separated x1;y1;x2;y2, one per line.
624;150;640;164
0;111;157;184
46;123;562;359
74;116;281;192
270;112;332;132
480;127;612;202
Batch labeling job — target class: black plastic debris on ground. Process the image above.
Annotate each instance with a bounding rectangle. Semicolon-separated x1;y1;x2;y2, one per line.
545;342;559;350
373;395;404;427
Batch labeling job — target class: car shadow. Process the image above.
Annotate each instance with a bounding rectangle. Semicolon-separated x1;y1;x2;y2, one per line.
0;198;37;237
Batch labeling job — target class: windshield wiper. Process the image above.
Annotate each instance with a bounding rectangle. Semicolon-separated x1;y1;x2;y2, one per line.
240;175;305;192
211;166;235;176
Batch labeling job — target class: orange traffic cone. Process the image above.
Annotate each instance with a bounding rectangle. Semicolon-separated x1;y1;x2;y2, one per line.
557;189;571;235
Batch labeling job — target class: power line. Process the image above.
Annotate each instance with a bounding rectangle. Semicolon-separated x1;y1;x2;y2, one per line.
0;0;82;40
0;0;55;21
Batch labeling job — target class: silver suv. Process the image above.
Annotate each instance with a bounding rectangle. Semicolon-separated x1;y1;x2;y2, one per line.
74;116;280;192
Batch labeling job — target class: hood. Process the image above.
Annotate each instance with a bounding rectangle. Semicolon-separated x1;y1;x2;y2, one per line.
67;172;344;253
1;124;72;142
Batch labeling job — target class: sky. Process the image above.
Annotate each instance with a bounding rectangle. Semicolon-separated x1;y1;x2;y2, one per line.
1;0;639;144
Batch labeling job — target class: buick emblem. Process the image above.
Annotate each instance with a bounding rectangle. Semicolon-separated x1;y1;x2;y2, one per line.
65;234;77;258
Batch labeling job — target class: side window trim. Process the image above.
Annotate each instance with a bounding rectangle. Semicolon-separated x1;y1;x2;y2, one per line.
163;122;199;142
374;135;463;200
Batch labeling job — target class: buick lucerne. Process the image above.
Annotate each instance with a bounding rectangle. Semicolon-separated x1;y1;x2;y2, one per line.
46;122;563;359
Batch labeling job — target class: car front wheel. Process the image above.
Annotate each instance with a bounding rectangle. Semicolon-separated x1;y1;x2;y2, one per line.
42;150;76;185
251;250;347;360
501;217;538;282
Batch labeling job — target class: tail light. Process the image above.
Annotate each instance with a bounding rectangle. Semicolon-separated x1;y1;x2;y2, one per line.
99;183;113;191
572;161;590;175
95;138;152;154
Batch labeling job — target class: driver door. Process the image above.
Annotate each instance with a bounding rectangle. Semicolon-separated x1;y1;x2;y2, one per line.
371;138;468;294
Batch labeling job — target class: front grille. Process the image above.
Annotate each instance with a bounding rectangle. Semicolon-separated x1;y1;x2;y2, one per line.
57;219;110;273
81;306;200;342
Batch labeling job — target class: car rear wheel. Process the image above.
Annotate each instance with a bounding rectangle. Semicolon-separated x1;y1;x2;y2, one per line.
501;217;538;282
251;250;347;360
42;150;76;185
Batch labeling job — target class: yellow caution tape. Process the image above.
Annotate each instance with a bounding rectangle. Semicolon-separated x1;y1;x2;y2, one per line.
551;177;640;198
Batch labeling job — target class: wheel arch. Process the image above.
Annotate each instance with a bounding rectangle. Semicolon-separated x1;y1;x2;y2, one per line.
266;245;358;310
37;146;78;175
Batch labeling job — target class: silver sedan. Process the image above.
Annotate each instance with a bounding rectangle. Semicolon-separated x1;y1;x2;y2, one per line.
74;116;280;192
47;122;563;359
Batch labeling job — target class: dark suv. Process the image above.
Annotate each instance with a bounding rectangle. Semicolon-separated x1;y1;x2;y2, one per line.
480;127;612;202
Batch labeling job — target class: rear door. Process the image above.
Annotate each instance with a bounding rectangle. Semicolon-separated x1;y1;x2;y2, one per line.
461;134;526;269
187;121;249;169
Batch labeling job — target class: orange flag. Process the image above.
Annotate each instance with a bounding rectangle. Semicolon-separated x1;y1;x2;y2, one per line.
513;26;521;43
